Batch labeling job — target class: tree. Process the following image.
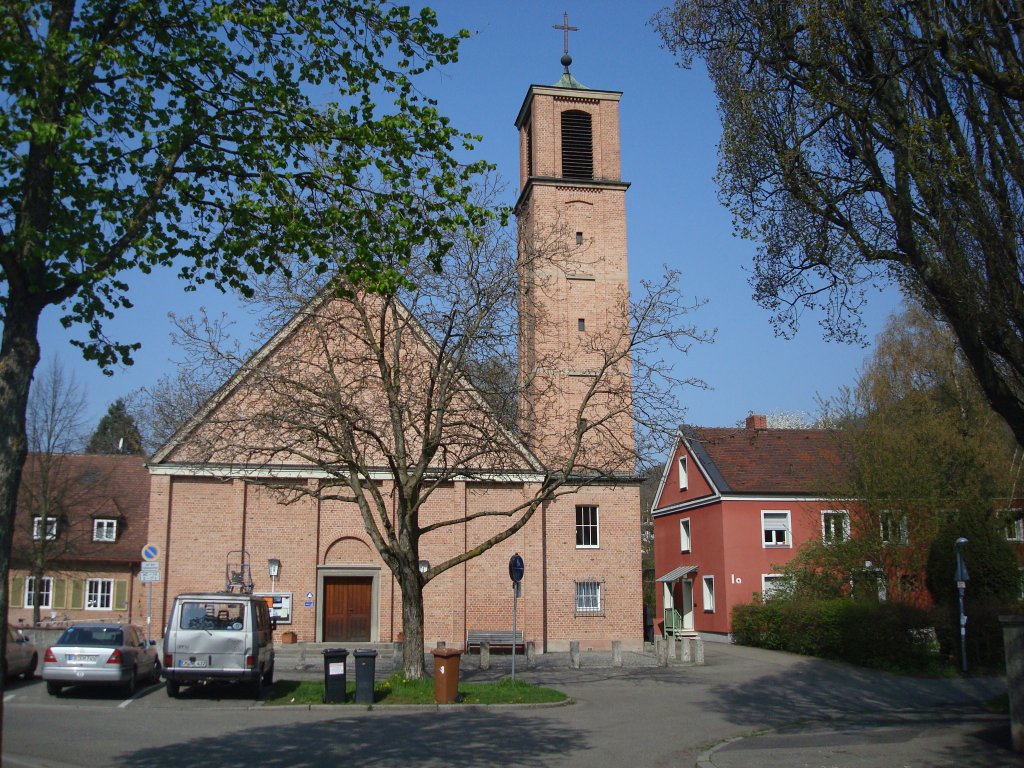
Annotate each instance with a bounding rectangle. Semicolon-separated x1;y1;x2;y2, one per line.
654;1;1024;447
86;399;143;455
0;1;486;727
158;197;710;677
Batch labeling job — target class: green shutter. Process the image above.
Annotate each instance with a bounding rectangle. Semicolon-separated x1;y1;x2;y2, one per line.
69;579;84;610
52;578;66;609
10;576;24;608
113;580;128;611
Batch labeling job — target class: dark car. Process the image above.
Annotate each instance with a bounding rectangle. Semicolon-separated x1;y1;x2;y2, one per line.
42;623;159;696
5;625;38;680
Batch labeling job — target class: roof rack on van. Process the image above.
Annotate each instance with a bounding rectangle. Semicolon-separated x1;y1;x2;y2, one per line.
225;549;255;593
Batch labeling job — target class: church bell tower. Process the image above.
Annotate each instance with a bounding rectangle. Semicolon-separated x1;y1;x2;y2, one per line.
515;23;635;472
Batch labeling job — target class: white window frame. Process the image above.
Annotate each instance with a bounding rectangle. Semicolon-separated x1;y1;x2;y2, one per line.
93;518;118;542
575;581;602;614
25;576;53;609
575;505;599;548
86;578;113;610
761;511;791;548
702;575;715;612
32;516;58;541
761;573;789;600
1005;514;1024;542
680;518;691;553
678;455;688;490
822;510;851;544
880;511;908;545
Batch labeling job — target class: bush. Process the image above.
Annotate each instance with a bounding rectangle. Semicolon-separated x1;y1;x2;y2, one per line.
733;598;938;672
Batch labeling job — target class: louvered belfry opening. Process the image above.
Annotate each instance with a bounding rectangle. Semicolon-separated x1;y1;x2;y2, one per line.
561;109;593;179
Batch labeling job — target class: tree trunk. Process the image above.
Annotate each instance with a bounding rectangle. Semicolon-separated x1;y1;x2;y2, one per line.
0;304;43;755
398;567;427;679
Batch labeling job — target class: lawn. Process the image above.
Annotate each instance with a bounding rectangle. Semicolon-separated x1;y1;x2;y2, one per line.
265;674;568;706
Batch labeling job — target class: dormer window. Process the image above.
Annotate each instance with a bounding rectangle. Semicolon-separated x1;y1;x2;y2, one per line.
561;110;593;179
93;518;118;542
32;516;57;541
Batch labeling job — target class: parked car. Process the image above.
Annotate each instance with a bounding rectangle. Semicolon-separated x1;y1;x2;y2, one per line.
5;625;38;680
42;623;160;696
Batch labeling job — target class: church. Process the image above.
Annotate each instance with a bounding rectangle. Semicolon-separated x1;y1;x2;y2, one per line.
145;49;644;653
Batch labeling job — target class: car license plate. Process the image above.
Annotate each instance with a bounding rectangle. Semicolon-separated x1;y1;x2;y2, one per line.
68;654;97;664
179;659;207;668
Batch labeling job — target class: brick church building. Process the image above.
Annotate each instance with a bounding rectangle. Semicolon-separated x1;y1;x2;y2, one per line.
145;54;644;652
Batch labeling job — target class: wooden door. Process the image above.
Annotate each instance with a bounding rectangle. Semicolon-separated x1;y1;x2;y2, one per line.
323;577;373;642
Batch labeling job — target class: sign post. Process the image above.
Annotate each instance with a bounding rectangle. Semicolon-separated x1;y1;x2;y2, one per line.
509;553;525;681
954;537;970;673
141;545;160;646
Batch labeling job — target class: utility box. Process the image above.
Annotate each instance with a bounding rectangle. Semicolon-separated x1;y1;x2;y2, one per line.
354;648;378;704
322;648;349;704
431;647;463;704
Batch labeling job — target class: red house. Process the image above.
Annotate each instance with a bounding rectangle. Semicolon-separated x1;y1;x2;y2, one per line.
651;415;844;640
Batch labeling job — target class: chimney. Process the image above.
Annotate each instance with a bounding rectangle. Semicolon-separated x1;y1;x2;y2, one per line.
746;414;768;431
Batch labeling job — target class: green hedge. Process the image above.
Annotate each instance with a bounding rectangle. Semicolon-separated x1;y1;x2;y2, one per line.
732;599;938;672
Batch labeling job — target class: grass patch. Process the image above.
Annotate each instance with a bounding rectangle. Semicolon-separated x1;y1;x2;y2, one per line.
265;674;567;706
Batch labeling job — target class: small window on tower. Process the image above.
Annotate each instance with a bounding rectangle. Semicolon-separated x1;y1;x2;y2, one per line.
578;318;586;331
576;231;583;246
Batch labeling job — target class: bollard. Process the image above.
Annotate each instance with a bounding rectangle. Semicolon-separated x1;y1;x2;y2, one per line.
570;640;581;669
668;636;677;660
526;640;536;668
691;636;705;665
656;638;668;667
480;641;491;670
612;640;622;667
680;637;691;663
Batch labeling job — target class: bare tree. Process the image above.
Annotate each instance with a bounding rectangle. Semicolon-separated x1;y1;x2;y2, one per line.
158;190;712;677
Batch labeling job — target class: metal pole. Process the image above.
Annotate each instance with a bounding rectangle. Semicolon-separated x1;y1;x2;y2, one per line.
511;583;518;682
146;582;152;646
958;585;968;673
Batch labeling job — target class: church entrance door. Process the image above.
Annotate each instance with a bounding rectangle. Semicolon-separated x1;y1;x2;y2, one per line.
323;576;373;642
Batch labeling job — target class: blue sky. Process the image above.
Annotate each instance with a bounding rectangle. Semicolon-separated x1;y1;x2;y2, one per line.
36;0;901;433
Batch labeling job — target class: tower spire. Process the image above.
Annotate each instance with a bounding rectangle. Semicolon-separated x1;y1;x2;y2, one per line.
552;11;578;74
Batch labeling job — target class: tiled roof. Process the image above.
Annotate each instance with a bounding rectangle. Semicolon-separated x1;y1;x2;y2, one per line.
685;426;844;495
14;453;150;564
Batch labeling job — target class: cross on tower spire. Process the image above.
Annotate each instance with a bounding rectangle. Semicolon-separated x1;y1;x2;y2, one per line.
553;11;578;72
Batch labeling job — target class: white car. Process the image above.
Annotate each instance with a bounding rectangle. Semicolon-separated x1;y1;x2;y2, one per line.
43;623;159;696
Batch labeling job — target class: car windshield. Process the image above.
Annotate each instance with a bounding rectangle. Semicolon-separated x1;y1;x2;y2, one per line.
180;601;246;631
59;627;123;646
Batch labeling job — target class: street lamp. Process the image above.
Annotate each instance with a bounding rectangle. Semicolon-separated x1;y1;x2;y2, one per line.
954;537;970;673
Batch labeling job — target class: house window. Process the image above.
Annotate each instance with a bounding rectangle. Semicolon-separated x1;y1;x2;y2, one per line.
680;518;691;553
761;574;790;600
761;511;791;548
25;576;53;609
678;456;688;490
880;512;908;545
575;231;583;246
575;581;602;614
1005;514;1024;542
576;505;599;548
561;110;593;179
86;578;113;610
32;516;58;541
93;518;118;542
577;317;586;332
822;510;851;544
702;576;715;612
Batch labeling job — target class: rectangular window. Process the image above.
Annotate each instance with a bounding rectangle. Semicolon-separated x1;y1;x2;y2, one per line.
678;456;688;490
575;581;602;614
25;576;53;609
32;516;58;541
93;518;117;542
86;578;113;610
880;512;908;545
822;510;851;544
577;317;586;331
1005;514;1024;542
702;575;715;612
761;574;790;600
761;511;791;548
576;505;599;548
680;518;691;552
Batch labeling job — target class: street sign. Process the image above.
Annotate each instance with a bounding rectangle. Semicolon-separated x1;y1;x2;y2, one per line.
509;553;524;584
141;544;159;561
140;571;160;583
140;562;160;572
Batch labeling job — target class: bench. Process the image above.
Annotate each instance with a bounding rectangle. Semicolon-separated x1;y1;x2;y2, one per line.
467;630;525;653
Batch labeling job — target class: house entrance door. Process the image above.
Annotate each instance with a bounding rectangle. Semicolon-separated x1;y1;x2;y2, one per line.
323;576;373;642
681;580;694;631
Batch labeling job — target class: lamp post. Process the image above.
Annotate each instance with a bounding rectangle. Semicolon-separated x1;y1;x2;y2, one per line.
954;537;970;673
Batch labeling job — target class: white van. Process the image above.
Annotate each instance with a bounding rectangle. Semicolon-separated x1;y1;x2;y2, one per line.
162;592;275;698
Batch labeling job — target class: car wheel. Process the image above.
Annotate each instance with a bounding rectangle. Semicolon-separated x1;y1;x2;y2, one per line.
262;664;274;686
166;679;180;698
251;674;263;699
46;681;62;697
22;654;37;681
149;658;161;684
124;667;137;696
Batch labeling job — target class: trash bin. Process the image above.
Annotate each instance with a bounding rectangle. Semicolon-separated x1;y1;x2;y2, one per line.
431;647;463;704
353;648;378;704
322;648;349;703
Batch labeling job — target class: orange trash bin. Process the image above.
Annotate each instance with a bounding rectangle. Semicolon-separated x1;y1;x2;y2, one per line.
431;647;463;704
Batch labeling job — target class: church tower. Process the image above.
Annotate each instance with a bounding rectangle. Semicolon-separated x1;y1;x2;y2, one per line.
515;28;635;472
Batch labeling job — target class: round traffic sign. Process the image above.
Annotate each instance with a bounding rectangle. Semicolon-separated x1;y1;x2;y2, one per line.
141;544;159;561
509;553;525;583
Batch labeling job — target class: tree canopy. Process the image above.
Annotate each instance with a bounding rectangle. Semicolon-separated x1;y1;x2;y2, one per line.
655;0;1024;446
86;399;143;455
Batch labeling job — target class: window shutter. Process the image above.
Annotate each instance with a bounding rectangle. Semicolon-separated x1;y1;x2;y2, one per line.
10;576;24;608
52;578;67;609
114;580;128;611
70;579;84;610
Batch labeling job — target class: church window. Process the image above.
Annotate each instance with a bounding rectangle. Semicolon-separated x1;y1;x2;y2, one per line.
561;110;593;179
576;505;599;547
576;231;583;245
578;318;586;331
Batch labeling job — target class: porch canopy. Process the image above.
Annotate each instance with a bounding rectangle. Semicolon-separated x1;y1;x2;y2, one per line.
656;565;697;583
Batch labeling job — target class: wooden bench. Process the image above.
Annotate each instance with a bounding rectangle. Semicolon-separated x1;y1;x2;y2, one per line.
467;630;525;653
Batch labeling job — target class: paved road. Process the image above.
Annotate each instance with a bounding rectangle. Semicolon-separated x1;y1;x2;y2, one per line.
3;643;1017;767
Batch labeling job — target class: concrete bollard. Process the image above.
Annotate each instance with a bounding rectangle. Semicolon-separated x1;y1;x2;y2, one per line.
1001;615;1024;752
526;640;536;668
690;636;705;665
656;638;668;667
667;636;677;660
679;637;691;663
612;640;622;667
480;641;491;670
570;640;581;669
